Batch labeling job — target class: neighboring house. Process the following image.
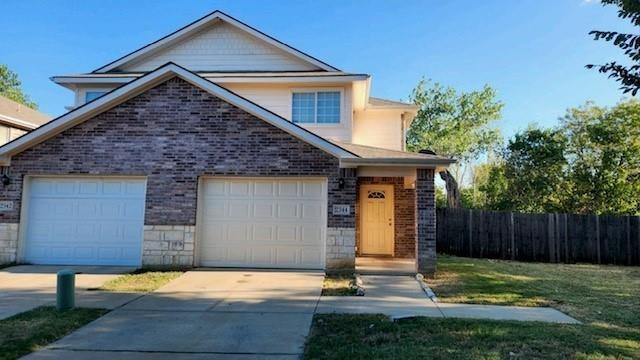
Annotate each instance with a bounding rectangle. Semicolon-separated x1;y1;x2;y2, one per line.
0;11;453;273
0;95;50;145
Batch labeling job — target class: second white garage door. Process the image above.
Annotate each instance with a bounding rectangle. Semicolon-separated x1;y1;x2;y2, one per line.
199;178;327;269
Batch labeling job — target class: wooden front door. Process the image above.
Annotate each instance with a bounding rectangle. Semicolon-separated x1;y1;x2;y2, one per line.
360;184;394;256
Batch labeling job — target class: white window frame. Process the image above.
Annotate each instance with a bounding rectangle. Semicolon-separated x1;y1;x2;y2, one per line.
76;87;115;107
290;88;344;126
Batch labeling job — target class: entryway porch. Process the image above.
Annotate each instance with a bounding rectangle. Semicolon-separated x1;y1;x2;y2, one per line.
355;256;416;275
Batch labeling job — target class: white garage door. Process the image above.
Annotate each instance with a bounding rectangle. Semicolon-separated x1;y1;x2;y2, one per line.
200;178;327;269
24;177;146;266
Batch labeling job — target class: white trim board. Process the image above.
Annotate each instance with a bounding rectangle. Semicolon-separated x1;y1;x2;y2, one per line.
93;11;339;73
0;63;357;166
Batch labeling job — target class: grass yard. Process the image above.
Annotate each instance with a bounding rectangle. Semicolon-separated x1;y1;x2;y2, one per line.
429;255;640;328
95;270;183;292
322;274;357;296
305;256;640;359
0;306;105;360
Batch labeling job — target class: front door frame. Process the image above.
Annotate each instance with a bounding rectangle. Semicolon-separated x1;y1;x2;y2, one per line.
359;184;395;256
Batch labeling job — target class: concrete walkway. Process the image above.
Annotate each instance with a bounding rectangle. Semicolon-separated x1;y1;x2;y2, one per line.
317;275;580;324
0;265;140;320
25;270;325;360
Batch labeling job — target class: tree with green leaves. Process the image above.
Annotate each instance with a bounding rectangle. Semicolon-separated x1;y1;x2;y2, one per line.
587;0;640;95
562;100;640;214
0;64;37;109
407;80;503;208
502;127;569;213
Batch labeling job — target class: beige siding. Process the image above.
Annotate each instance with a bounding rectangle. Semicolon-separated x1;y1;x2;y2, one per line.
352;109;404;151
225;83;353;142
0;125;26;145
121;22;320;72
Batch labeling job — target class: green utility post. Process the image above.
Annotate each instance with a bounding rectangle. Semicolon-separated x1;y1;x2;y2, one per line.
56;269;75;311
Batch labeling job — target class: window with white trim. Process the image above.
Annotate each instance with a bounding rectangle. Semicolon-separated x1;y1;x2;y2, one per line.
292;91;340;124
85;91;107;102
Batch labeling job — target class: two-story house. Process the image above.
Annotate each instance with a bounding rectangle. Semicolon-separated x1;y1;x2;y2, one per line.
0;11;453;273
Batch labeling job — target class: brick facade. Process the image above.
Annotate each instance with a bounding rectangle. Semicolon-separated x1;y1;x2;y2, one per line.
416;168;437;274
356;177;416;258
0;77;357;269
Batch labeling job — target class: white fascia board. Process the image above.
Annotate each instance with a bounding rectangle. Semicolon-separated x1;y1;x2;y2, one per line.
93;11;339;73
51;74;369;85
0;114;39;130
339;158;455;168
0;64;356;166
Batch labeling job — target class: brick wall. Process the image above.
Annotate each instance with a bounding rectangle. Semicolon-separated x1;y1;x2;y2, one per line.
0;77;357;269
357;177;416;258
416;168;436;274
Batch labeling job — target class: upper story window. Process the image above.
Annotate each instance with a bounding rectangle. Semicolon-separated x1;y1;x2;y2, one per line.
85;91;107;102
292;91;341;124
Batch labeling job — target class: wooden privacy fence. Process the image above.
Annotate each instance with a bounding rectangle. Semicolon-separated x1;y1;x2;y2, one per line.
436;208;640;266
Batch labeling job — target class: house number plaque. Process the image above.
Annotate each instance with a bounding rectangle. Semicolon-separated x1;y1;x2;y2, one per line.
0;201;13;211
332;204;350;216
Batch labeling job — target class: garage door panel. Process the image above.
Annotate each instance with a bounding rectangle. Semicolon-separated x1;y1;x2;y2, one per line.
228;200;251;218
24;177;145;266
301;247;322;264
254;181;275;196
276;202;299;219
253;224;274;241
302;203;323;219
277;182;299;197
253;201;275;218
200;178;326;269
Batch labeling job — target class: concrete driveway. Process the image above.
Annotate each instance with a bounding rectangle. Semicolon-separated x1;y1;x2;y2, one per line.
26;269;324;359
0;265;138;320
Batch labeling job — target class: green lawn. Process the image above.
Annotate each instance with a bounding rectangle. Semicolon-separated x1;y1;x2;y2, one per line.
304;256;640;359
0;306;105;360
429;255;640;328
95;270;183;292
322;274;357;296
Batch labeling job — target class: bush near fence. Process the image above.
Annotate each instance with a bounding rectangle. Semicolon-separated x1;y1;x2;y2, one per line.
436;208;640;266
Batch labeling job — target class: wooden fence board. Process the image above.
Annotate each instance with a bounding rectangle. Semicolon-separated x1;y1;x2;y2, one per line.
436;208;640;266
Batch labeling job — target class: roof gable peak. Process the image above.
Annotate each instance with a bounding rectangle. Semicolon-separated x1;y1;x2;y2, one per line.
93;10;339;73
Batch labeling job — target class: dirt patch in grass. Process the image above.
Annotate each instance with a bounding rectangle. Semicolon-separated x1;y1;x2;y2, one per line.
322;274;357;296
0;306;105;360
95;270;183;292
304;314;638;359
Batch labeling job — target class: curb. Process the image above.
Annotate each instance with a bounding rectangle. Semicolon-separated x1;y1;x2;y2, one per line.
354;273;366;296
415;273;438;302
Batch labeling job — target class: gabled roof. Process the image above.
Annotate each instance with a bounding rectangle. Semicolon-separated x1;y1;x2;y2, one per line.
0;63;356;165
93;10;339;73
0;95;51;130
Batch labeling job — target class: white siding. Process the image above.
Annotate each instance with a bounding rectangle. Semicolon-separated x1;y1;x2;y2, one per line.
121;22;320;72
352;109;404;151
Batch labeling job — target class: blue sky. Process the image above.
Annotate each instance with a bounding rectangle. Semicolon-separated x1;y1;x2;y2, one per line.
0;0;634;139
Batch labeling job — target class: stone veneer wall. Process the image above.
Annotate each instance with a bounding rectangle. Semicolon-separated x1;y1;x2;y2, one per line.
416;168;437;274
0;223;18;264
0;77;357;270
356;177;416;258
143;225;195;266
326;227;356;270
